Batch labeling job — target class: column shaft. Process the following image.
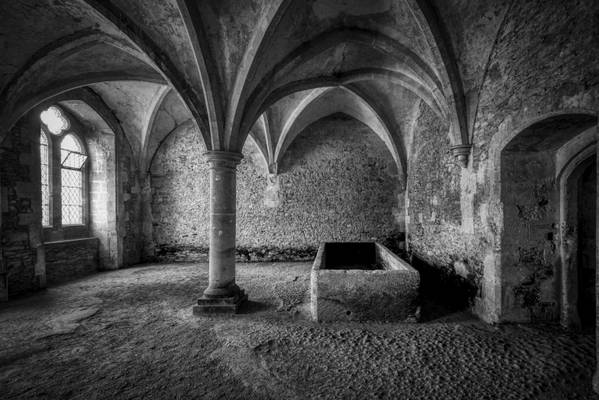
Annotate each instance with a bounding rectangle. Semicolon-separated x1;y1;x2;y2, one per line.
194;151;247;314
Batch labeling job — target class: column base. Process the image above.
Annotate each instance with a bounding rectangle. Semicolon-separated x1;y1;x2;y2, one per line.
193;289;248;314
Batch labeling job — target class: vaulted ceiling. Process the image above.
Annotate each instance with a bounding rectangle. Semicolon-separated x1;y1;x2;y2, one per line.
0;0;515;176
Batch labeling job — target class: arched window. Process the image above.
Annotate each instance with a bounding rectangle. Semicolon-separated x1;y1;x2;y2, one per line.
40;131;50;226
60;134;87;225
39;105;88;228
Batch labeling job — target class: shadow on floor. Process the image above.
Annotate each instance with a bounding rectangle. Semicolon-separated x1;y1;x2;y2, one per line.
409;255;478;322
238;300;272;314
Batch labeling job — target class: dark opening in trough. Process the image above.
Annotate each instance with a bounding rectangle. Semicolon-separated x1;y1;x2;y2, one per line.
322;242;383;270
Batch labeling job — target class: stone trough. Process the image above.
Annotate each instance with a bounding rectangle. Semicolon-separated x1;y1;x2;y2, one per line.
310;242;419;322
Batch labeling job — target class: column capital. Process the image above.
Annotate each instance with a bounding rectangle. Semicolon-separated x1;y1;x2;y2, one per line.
450;144;472;168
204;151;243;169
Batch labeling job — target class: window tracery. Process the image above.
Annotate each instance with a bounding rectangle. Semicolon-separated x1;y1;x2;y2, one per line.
40;106;70;135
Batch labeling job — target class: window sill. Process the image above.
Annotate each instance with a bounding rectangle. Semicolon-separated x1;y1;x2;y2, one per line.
44;237;98;246
43;225;90;243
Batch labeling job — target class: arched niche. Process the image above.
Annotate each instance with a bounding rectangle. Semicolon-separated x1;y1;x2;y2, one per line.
37;88;138;272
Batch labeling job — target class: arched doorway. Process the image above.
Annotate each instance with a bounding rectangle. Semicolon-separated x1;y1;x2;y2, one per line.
577;161;596;329
560;149;596;330
499;113;597;323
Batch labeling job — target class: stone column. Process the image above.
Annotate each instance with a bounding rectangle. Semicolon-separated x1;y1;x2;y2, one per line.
193;151;247;314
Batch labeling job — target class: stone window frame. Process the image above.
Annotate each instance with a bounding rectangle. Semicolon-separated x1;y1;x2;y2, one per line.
39;129;52;227
40;105;91;239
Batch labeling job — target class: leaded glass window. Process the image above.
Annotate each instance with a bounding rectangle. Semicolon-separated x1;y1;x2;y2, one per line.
40;131;50;226
60;134;87;225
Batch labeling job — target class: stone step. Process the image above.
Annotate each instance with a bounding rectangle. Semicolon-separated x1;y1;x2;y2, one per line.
193;290;248;314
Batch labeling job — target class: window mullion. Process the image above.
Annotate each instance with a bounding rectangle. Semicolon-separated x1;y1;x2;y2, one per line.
51;135;62;228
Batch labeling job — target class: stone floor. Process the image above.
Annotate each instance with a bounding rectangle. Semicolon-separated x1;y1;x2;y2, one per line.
0;262;597;400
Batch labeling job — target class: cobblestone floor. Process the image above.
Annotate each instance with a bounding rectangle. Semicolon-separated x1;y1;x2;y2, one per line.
0;262;597;400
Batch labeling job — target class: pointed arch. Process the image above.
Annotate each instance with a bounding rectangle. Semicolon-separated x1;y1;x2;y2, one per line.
232;28;447;151
224;0;295;148
140;86;172;172
273;87;404;177
175;0;225;150
246;114;273;173
405;0;469;146
80;0;211;147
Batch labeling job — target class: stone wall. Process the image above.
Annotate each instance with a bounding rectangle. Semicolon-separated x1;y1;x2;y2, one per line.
473;0;599;154
500;150;559;322
88;127;118;269
239;115;403;254
45;237;98;285
149;122;208;262
148;115;403;262
465;0;599;322
406;104;481;312
118;131;143;266
407;105;474;267
0;116;44;295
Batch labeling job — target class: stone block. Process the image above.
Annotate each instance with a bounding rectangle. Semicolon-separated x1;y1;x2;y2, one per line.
311;242;420;322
